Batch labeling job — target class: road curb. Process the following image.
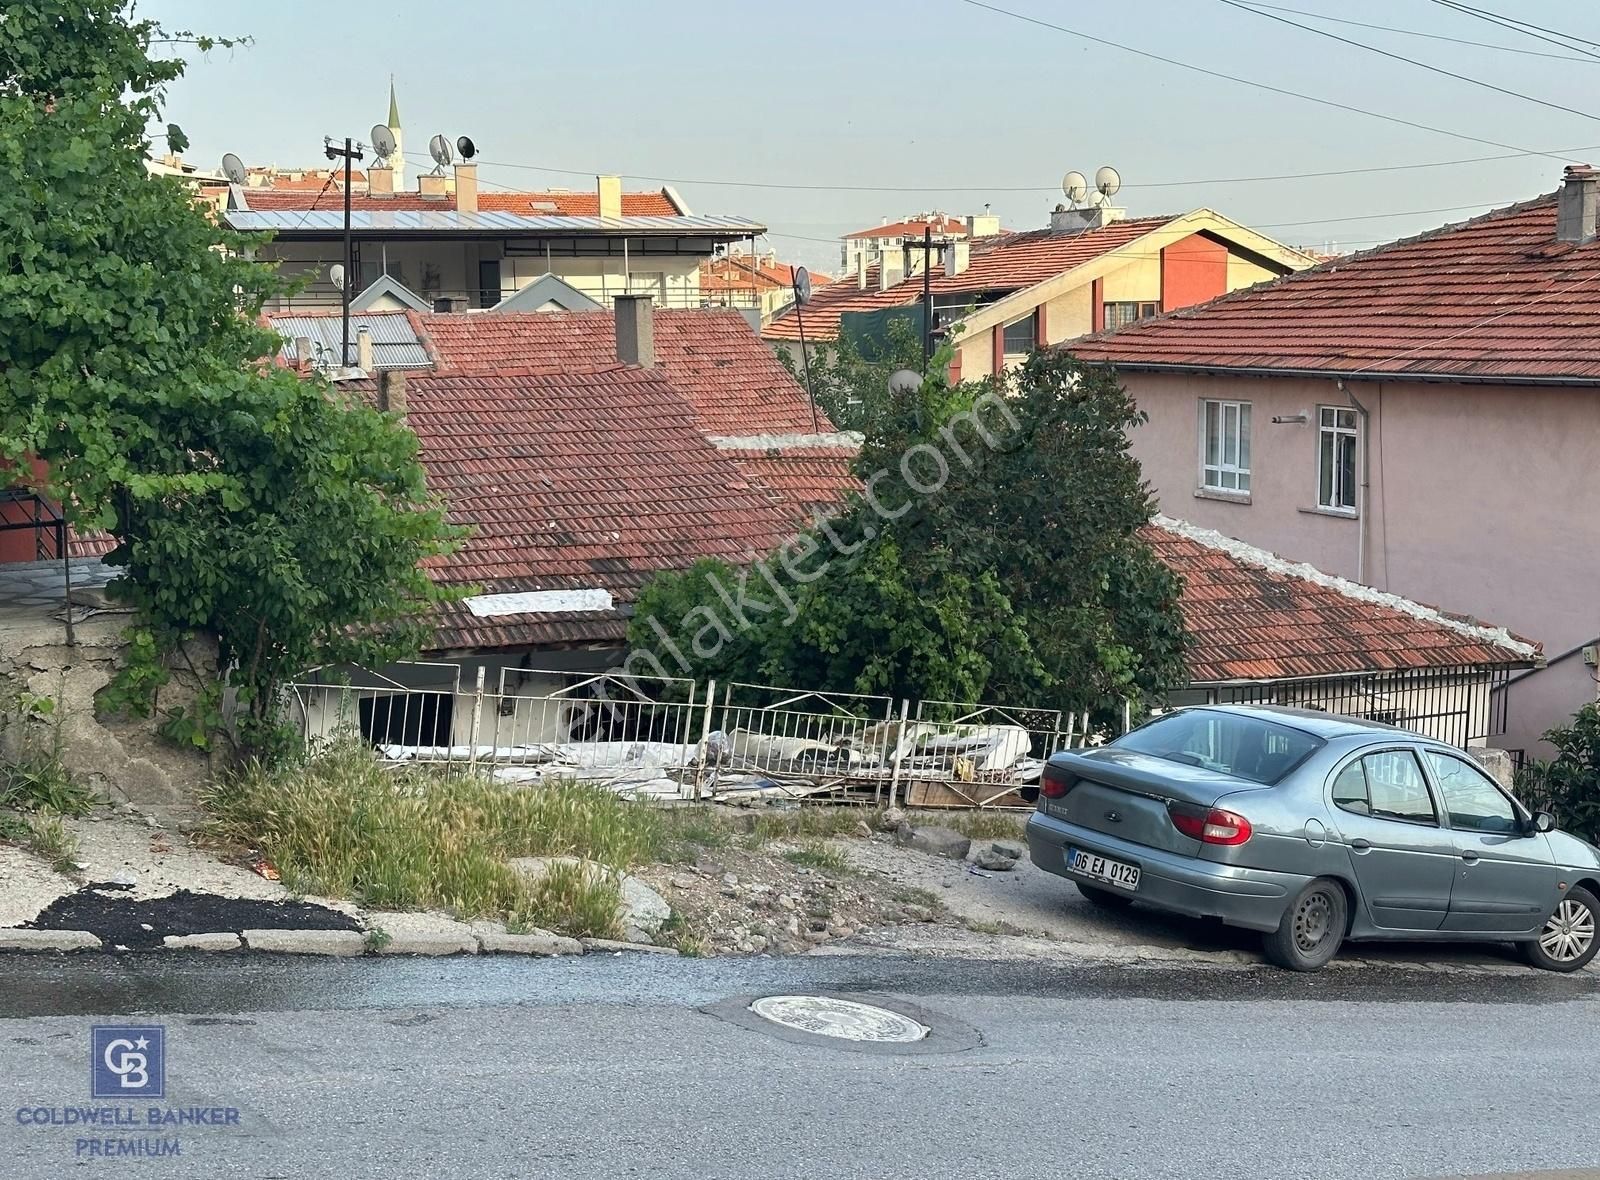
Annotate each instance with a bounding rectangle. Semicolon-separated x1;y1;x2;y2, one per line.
476;929;585;956
580;937;680;956
242;928;366;956
0;929;101;952
161;932;242;951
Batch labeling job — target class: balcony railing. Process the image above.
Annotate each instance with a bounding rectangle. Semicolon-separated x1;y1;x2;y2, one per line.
271;285;762;313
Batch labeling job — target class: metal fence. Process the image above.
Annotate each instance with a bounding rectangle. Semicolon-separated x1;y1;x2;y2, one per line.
1202;664;1512;750
280;666;1123;809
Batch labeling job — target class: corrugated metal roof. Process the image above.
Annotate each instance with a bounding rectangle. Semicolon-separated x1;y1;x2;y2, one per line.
225;210;766;236
269;312;432;369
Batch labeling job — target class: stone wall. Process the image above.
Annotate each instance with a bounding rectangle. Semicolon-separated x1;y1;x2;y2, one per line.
0;563;216;807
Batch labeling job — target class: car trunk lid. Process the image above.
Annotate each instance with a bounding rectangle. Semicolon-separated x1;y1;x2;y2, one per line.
1043;749;1274;856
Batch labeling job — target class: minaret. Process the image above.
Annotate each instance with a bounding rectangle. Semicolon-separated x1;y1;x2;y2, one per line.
387;76;404;189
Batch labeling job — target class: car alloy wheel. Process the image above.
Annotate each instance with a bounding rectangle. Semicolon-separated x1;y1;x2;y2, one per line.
1538;898;1596;963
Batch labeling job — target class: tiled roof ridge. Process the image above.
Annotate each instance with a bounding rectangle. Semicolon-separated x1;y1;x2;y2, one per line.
1151;514;1541;660
1070;192;1562;354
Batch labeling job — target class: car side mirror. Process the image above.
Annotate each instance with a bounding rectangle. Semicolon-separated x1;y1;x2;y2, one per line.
1529;811;1556;835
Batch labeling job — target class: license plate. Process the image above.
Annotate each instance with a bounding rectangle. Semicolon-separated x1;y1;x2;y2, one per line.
1067;847;1141;891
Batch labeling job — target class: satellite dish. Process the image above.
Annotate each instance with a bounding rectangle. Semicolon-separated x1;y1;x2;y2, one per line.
887;369;923;397
428;133;453;168
369;125;396;162
221;153;246;185
793;266;813;306
1062;170;1088;205
1095;165;1122;198
456;136;477;161
328;263;346;291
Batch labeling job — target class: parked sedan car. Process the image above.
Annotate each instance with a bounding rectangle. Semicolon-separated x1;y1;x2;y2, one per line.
1027;705;1600;972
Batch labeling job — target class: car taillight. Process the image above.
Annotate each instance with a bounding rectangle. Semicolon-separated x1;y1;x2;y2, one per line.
1040;764;1076;799
1169;804;1253;846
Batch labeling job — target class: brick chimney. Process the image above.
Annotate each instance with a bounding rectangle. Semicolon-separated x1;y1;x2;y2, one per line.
377;369;407;417
368;165;394;197
293;336;314;373
597;174;623;221
614;293;655;366
1557;164;1600;243
454;163;478;214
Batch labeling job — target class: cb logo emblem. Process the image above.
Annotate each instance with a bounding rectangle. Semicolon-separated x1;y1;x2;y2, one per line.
90;1025;165;1099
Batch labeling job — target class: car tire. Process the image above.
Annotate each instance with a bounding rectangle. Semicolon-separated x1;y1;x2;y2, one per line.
1076;881;1134;909
1521;886;1600;973
1262;878;1347;972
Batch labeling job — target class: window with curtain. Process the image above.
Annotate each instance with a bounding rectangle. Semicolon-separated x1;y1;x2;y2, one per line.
1200;399;1252;493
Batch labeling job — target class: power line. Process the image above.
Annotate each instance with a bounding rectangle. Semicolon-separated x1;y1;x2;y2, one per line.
1218;0;1600;124
956;0;1565;159
1425;0;1600;60
405;142;1600;197
1244;2;1600;62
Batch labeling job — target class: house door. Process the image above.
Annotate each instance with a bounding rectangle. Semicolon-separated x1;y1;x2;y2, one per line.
477;260;502;309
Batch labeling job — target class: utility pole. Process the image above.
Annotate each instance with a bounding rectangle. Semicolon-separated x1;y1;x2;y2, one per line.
324;136;364;367
921;224;933;375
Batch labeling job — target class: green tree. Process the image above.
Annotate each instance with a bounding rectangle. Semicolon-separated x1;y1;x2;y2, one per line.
0;3;457;749
1516;703;1600;844
630;352;1187;721
777;318;926;432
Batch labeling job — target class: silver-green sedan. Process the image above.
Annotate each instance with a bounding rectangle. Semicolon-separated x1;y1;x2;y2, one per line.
1027;705;1600;972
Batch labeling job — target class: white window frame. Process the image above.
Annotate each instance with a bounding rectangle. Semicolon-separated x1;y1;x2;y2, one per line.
1199;398;1251;494
1317;405;1359;514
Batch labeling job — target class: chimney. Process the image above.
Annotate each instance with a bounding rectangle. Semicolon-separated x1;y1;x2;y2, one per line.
1051;202;1123;235
433;295;469;313
356;325;374;371
597;174;622;220
368;164;394;196
966;207;1001;238
377;369;407;418
878;254;904;291
293;336;314;373
1557;164;1600;243
614;293;655;366
454;162;477;214
942;240;970;276
856;252;869;289
418;172;448;200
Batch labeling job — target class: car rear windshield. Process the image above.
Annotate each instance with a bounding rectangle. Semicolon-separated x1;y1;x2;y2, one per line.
1115;710;1324;785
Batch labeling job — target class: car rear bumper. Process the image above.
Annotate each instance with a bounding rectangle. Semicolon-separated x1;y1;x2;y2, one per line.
1026;811;1309;933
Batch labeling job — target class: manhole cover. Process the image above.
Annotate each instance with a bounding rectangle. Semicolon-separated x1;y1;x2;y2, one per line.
748;995;929;1043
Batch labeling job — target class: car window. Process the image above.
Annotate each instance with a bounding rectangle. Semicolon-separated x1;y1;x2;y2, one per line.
1426;751;1519;833
1331;761;1370;816
1359;750;1436;825
1116;710;1322;785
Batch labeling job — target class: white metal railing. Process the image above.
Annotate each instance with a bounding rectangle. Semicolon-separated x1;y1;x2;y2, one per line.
281;665;1131;809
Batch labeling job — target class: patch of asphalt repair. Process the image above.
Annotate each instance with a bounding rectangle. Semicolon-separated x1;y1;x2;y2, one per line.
21;885;362;949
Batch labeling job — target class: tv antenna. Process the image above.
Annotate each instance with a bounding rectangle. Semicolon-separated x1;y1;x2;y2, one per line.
328;263;346;291
220;153;246;185
456;136;478;161
1095;165;1122;199
428;133;453;172
369;125;396;164
792;265;813;306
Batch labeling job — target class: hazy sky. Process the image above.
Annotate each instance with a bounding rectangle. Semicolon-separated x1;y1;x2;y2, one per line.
141;0;1600;273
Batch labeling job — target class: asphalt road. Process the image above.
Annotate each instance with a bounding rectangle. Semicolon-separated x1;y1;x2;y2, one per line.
4;953;1599;1180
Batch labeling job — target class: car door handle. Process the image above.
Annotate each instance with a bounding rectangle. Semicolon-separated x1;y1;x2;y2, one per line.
1350;838;1372;852
1461;851;1480;864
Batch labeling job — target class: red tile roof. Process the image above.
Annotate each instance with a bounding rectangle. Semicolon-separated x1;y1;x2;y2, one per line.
844;215;969;241
409;368;815;650
412;309;831;435
239;188;680;217
1071;193;1600;381
764;216;1172;341
716;446;860;517
699;254;834;293
1143;518;1538;683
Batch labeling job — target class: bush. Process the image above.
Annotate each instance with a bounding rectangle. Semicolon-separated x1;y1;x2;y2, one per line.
205;739;673;936
1516;703;1600;845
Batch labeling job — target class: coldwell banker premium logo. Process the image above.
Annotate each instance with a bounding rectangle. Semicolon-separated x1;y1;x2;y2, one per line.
90;1026;165;1099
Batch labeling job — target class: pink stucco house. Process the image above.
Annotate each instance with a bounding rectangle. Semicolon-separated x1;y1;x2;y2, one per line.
1072;166;1600;758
